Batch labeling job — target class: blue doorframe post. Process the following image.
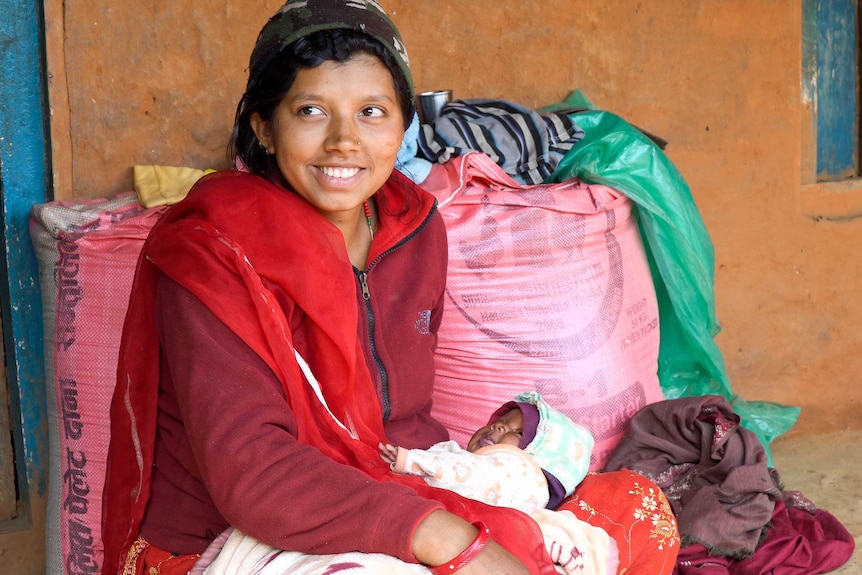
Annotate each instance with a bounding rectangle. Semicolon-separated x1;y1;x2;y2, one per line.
0;0;51;511
803;0;860;181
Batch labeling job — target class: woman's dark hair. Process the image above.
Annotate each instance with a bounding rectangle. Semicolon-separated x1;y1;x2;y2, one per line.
231;29;415;180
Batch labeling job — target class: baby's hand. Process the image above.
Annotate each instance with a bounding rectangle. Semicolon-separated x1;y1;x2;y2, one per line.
378;442;399;465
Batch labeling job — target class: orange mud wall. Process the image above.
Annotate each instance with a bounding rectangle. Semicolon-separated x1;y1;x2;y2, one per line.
45;1;861;437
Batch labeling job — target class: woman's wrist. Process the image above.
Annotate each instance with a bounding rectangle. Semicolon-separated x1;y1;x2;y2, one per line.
411;510;481;567
427;521;491;574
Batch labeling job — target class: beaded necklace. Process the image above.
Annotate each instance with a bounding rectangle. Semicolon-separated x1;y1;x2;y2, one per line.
362;200;375;240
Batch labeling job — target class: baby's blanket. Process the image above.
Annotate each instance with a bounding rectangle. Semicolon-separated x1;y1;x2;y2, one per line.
195;511;615;575
393;442;550;513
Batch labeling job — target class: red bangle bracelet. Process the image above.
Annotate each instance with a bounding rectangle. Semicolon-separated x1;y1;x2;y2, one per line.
427;521;491;575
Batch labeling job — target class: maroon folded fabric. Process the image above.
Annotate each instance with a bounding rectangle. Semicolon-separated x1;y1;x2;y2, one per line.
604;395;782;557
674;498;855;575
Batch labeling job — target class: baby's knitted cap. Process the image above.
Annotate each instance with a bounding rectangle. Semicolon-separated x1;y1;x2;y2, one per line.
511;391;595;498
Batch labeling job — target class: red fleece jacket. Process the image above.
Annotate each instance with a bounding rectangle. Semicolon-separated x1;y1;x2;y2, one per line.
140;177;450;557
101;170;553;575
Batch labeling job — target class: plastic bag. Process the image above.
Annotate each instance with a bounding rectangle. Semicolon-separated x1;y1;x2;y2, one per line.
543;90;800;462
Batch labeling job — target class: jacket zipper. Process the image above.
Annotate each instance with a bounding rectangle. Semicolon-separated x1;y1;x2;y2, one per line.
357;269;390;419
355;203;438;422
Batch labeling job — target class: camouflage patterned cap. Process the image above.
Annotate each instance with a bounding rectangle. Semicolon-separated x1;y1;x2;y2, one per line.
248;0;413;96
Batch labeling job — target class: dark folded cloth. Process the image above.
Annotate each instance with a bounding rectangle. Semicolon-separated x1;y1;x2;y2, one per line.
604;395;781;558
605;394;855;575
674;498;855;575
416;98;585;185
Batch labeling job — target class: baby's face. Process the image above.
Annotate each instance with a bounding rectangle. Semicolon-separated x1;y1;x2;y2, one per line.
466;408;524;453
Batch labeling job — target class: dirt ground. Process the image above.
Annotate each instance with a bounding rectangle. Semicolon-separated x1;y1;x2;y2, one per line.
770;430;861;574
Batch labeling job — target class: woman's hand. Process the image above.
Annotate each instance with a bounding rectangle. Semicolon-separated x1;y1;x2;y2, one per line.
378;442;399;465
412;509;531;575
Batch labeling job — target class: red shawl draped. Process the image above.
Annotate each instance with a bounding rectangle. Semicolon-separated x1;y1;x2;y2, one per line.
101;170;554;574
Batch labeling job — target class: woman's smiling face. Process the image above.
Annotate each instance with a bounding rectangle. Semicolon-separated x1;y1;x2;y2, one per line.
251;52;405;226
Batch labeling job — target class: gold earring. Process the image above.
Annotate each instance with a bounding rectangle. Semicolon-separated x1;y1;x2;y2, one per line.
356;140;362;146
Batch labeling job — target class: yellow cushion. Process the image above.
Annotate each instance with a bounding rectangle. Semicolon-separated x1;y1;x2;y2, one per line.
133;165;214;208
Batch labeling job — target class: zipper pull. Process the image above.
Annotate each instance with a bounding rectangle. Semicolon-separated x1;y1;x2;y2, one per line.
358;271;371;301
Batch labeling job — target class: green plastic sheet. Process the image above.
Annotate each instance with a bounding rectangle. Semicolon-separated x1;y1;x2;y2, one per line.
543;90;800;463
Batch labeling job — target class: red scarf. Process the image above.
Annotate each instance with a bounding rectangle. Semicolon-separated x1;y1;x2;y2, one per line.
101;170;554;574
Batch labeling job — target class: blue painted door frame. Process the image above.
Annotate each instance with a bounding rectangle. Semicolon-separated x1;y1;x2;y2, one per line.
0;0;51;522
803;0;860;181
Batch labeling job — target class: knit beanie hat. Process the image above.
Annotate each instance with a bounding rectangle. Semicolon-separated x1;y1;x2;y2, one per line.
247;0;413;95
490;391;595;499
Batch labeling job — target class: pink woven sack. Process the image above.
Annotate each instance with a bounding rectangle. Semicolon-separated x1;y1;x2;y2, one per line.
30;193;164;575
422;153;663;471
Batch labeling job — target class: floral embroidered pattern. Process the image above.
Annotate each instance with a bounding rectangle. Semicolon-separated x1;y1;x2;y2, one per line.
629;482;678;552
561;471;680;575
